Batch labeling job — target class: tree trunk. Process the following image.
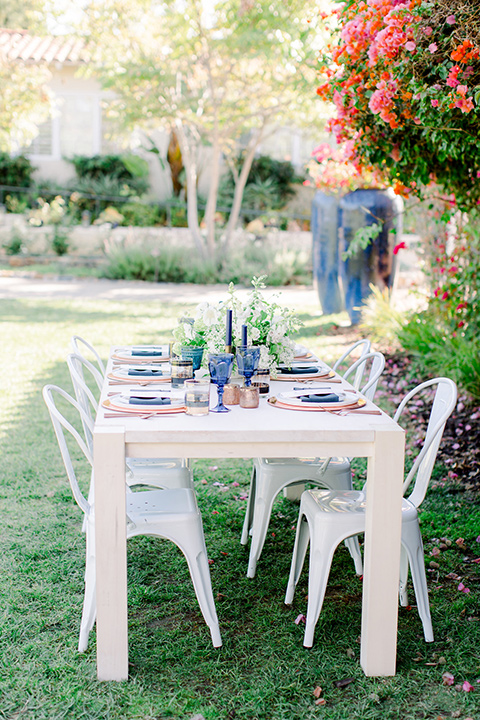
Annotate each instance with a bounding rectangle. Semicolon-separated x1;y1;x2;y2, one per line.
222;141;258;250
175;120;206;259
204;139;221;260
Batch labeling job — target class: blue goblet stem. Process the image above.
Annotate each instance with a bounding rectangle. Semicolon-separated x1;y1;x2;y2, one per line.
214;383;229;412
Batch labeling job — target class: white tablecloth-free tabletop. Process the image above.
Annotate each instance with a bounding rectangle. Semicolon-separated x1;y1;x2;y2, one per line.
93;354;405;680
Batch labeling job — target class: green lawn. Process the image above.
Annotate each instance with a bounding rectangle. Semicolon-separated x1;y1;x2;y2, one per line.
1;296;479;720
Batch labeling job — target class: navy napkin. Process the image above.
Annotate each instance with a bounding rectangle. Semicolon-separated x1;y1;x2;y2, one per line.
128;368;164;377
300;393;339;403
279;366;319;375
129;396;171;406
131;348;165;356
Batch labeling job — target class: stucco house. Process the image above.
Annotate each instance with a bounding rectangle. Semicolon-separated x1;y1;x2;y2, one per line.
1;28;317;203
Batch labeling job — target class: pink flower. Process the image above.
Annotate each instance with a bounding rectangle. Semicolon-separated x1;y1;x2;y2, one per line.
463;681;474;692
431;99;439;107
424;26;433;36
441;291;449;300
393;241;407;254
446;15;456;24
405;41;416;52
428;43;438;53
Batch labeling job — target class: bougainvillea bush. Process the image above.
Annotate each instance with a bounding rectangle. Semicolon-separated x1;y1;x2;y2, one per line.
318;0;480;209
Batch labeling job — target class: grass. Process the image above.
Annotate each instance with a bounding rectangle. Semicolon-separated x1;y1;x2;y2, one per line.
1;295;479;720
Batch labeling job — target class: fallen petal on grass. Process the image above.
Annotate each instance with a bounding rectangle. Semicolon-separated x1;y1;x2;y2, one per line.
294;614;306;625
442;671;455;686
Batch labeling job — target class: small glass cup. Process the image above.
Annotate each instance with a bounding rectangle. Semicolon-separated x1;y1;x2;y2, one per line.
171;357;193;388
239;386;260;408
251;381;269;396
184;379;210;416
223;383;240;405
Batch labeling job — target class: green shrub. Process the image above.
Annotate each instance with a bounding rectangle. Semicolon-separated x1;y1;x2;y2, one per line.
218;154;304;220
103;239;311;287
103;244;218;284
0;153;35;188
51;227;70;256
2;233;23;255
69;154;149;196
397;312;480;400
120;202;164;227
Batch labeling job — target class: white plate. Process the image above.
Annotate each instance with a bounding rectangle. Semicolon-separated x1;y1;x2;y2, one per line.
108;365;172;382
276;363;331;380
112;345;170;362
108;391;185;412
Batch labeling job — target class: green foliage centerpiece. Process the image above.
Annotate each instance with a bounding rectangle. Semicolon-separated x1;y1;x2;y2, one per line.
173;276;301;374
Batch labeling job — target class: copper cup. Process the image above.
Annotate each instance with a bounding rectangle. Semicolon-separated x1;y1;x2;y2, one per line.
239;386;259;408
223;383;240;405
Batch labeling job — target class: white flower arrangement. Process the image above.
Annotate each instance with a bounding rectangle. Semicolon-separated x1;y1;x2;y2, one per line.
172;301;226;357
228;275;302;374
172;276;302;373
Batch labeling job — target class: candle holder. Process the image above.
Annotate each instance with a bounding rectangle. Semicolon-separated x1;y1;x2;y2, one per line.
239;386;259;408
223;383;240;405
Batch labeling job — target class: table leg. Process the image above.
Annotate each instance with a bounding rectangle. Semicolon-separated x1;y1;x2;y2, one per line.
361;426;405;676
94;426;128;681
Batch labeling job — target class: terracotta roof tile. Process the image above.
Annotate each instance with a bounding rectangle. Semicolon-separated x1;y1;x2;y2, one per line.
0;28;85;64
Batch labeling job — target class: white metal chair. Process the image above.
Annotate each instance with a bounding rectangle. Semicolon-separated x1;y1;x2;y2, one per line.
71;335;106;378
241;349;385;578
67;352;193;490
285;377;457;647
43;384;222;651
332;338;371;387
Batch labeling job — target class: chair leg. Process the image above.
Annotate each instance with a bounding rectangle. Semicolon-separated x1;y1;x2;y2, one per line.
240;464;256;546
303;528;338;648
285;513;310;605
78;518;96;652
246;486;280;579
402;524;434;642
175;520;222;648
399;545;409;607
344;536;363;576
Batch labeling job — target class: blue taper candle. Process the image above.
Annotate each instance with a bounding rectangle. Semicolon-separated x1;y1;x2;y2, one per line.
241;324;248;346
226;309;233;347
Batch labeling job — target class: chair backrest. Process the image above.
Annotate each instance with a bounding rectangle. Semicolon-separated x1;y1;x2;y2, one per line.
333;339;371;388
67;353;103;453
71;335;106;378
42;384;93;516
343;351;385;400
395;377;457;507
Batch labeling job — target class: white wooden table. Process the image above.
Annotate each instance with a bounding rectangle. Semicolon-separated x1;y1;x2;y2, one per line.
93;356;405;681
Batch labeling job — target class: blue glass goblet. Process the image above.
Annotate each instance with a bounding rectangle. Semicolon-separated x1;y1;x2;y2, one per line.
208;353;234;413
236;346;261;387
